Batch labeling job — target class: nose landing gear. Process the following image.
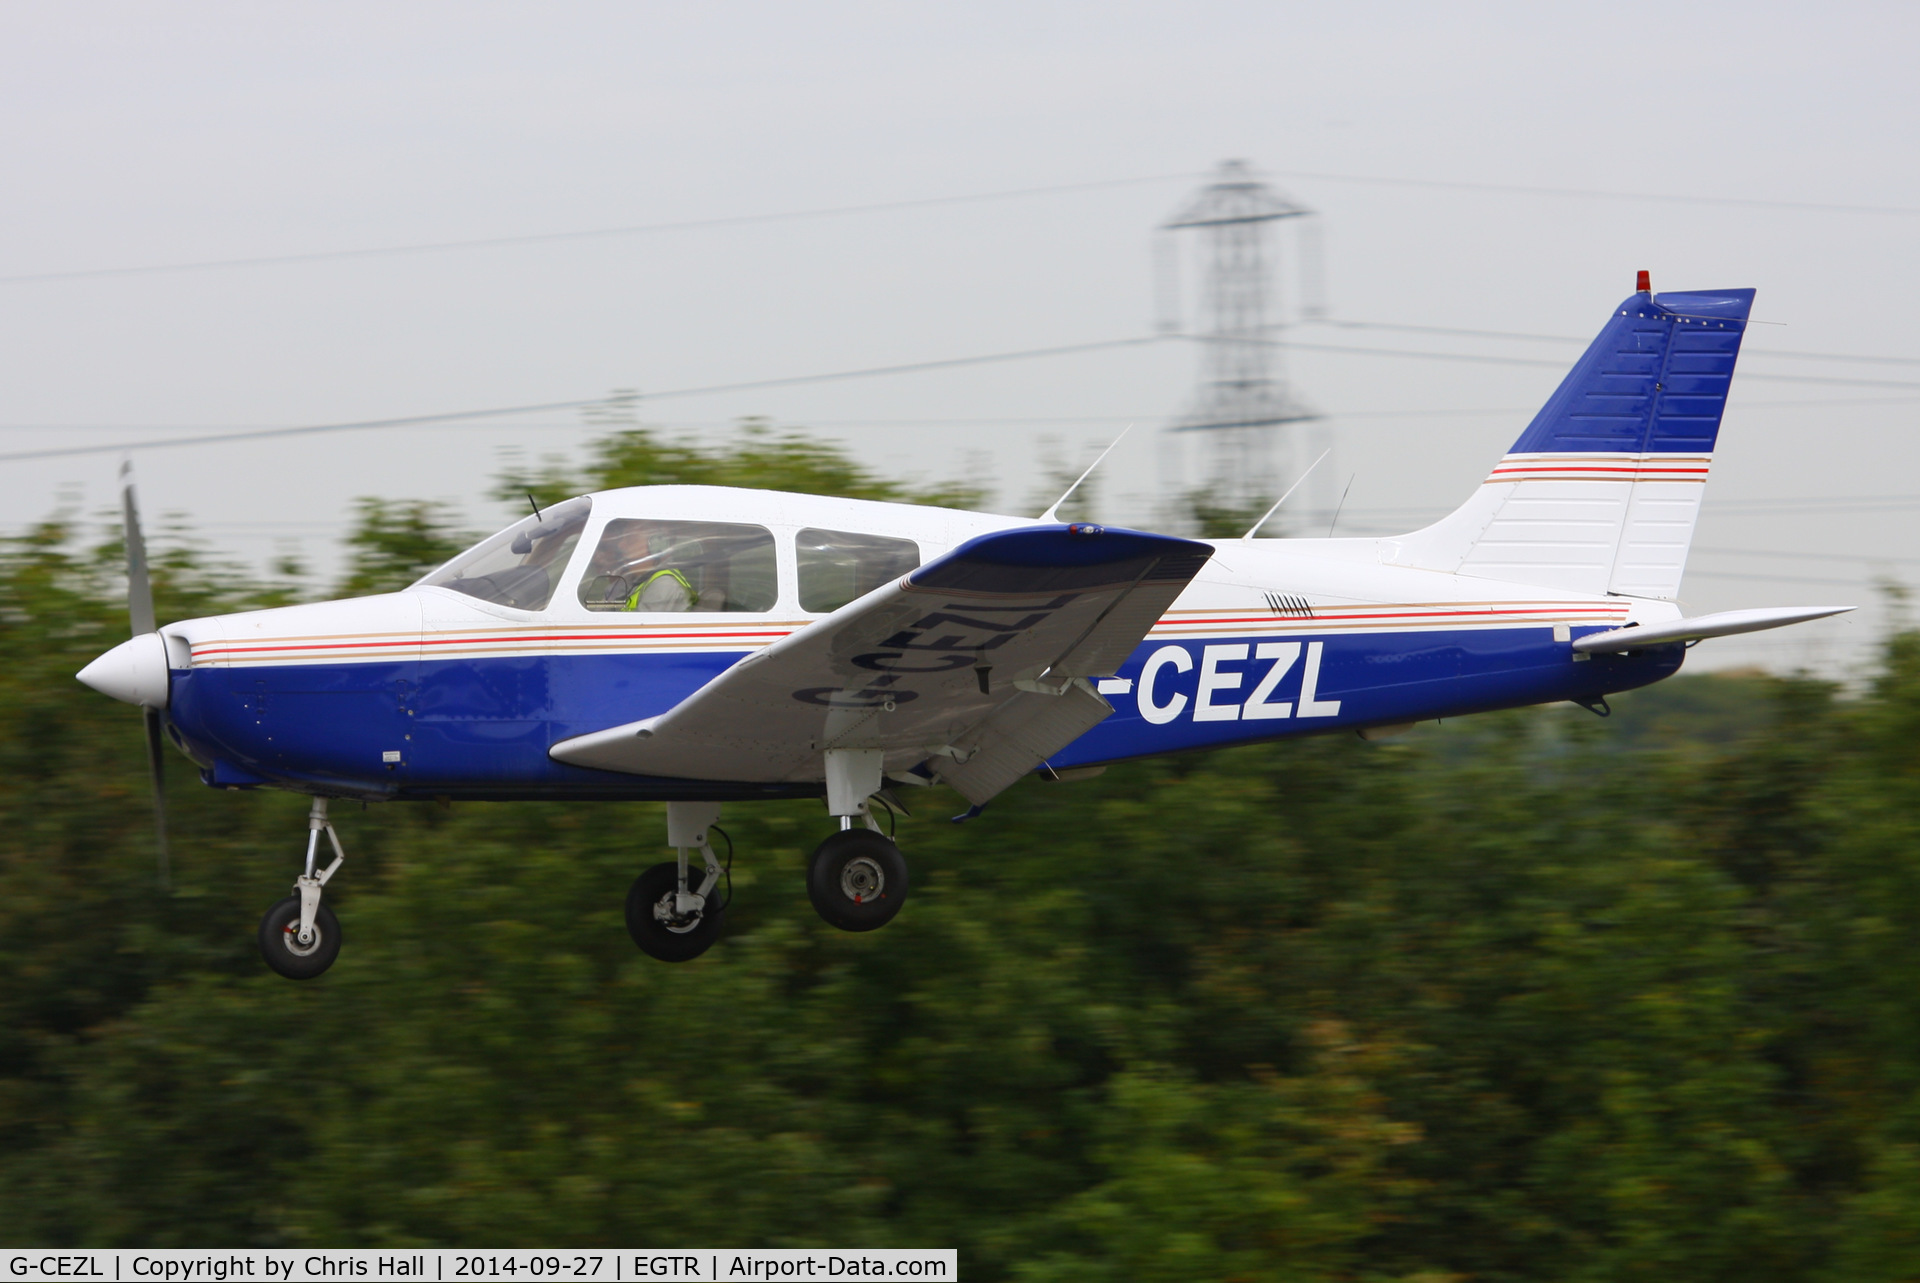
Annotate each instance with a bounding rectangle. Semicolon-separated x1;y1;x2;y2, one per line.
627;801;728;962
258;796;346;980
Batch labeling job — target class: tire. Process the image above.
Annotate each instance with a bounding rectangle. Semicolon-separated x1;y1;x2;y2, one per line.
807;829;909;932
625;861;727;962
258;895;343;980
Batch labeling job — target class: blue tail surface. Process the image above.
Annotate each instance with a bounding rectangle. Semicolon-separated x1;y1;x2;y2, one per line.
1392;281;1756;598
1508;286;1754;456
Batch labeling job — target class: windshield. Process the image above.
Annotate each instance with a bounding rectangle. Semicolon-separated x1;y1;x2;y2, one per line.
416;497;591;611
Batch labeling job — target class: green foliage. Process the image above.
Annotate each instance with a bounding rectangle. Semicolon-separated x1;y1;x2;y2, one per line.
1185;491;1270;540
11;438;1920;1276
336;498;471;597
494;409;987;513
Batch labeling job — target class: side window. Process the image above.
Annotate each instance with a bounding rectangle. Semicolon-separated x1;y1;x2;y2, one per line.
416;496;590;612
577;520;778;613
797;528;920;613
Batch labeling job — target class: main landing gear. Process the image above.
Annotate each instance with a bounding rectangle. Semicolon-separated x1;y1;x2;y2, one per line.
808;749;909;932
807;825;908;932
631;751;911;962
258;796;346;980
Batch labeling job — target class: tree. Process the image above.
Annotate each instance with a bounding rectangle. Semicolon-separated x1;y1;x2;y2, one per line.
493;404;988;512
336;498;471;597
9;421;1920;1278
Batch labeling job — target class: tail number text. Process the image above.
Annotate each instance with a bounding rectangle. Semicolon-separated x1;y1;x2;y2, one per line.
1134;641;1341;724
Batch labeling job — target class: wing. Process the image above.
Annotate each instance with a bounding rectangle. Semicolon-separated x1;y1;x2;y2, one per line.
549;524;1213;804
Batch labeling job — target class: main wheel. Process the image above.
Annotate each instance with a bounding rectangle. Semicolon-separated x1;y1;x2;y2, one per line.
807;829;909;932
625;861;727;962
258;895;343;980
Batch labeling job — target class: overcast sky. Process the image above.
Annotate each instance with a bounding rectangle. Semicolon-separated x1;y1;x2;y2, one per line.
3;1;1916;674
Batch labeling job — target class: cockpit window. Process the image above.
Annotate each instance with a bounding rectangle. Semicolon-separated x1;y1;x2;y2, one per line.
416;497;591;612
577;519;777;613
797;528;920;613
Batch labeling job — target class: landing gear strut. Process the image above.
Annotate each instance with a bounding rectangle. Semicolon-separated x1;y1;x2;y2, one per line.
625;756;915;961
808;748;909;933
627;801;727;962
257;796;345;980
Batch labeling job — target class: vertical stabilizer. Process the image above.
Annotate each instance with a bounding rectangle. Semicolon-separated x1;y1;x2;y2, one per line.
1389;283;1754;599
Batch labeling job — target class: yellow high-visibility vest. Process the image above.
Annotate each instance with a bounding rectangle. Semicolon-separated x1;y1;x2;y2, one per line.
625;568;697;611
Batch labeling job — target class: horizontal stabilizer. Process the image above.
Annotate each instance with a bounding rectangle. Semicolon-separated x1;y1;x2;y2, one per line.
1572;605;1853;653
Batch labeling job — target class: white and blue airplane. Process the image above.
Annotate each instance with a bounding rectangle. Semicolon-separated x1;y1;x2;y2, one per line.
78;277;1848;978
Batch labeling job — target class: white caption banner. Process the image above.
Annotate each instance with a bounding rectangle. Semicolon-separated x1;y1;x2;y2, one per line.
4;1252;956;1283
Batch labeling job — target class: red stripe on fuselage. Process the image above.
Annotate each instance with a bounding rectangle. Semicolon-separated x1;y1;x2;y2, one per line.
192;629;794;658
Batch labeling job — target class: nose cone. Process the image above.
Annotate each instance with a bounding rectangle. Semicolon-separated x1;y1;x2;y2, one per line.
78;632;171;708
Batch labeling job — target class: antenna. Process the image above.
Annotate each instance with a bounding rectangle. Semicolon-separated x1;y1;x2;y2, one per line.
526;492;544;522
1039;426;1131;522
1241;448;1329;540
1327;473;1355;538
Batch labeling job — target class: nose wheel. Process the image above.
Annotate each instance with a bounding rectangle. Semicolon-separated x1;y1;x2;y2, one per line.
258;895;343;979
258;796;347;980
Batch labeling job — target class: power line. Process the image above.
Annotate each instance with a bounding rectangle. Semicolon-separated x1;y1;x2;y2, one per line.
626;336;1165;401
1686;567;1886;589
1724;396;1920;410
9;391;1915;458
1270;169;1920;218
0;397;618;465
1693;545;1920;565
0;172;1201;287
1264;335;1920;390
11;165;1915;290
1708;497;1920;516
7;393;1913;436
1316;318;1920;367
0;335;1167;463
1;318;1909;466
0;408;1534;435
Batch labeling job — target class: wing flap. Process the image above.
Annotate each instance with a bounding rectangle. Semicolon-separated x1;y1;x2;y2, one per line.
934;681;1114;805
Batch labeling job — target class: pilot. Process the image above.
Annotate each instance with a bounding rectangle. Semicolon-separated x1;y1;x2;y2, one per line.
627;566;696;612
605;524;697;612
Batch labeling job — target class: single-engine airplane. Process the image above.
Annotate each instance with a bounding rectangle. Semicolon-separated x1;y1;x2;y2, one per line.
79;276;1850;978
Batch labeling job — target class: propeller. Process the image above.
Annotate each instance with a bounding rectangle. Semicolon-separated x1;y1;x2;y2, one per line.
120;460;171;889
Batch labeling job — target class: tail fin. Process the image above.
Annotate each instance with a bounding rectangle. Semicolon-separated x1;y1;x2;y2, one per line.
1389;281;1754;599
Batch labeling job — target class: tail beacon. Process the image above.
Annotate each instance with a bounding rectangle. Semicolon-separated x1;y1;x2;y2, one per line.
1392;275;1754;601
